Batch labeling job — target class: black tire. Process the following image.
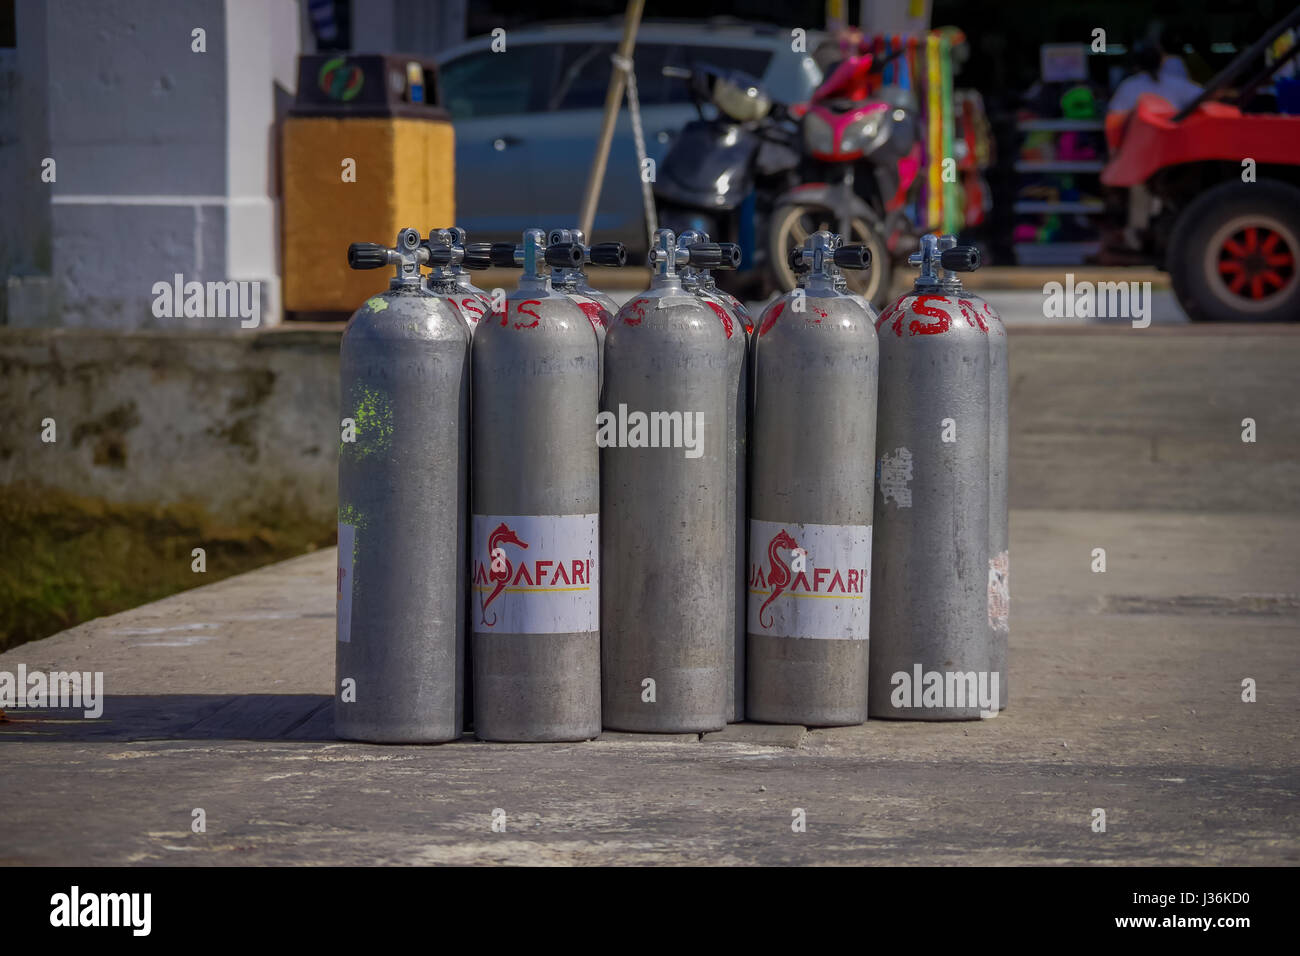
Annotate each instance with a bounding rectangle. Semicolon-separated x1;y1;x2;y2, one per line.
1167;178;1300;322
768;203;893;309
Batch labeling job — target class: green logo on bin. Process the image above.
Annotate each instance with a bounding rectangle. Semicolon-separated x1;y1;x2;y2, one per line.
319;57;364;102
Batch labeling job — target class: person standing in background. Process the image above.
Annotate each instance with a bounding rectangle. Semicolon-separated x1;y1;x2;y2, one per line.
1103;31;1204;257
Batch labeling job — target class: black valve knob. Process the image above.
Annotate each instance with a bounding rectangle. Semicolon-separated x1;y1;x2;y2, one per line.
686;242;724;268
940;246;981;272
545;242;585;268
589;242;627;267
463;243;493;270
489;243;518;268
834;245;872;270
347;242;389;270
424;244;455;267
716;243;742;270
789;246;807;272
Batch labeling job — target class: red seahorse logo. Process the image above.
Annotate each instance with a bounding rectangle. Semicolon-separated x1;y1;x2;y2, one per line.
480;522;529;626
758;529;800;629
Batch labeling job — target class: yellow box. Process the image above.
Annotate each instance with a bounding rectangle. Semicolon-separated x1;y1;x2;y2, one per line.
282;116;455;312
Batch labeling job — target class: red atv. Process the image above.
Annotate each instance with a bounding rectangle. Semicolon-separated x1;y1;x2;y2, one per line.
1103;9;1300;321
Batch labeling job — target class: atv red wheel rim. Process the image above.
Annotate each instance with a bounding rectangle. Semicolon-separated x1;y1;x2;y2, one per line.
1216;225;1295;301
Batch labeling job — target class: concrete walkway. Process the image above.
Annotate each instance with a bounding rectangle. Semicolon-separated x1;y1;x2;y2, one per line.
1;509;1296;865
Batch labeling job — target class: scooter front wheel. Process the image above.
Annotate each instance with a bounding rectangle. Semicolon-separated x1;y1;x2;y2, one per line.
768;204;892;309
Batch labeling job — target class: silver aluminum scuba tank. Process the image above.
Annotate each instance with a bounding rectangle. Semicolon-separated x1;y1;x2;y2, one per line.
601;228;732;733
870;234;993;720
676;230;748;722
470;229;601;742
747;231;877;725
936;236;1009;710
336;227;470;742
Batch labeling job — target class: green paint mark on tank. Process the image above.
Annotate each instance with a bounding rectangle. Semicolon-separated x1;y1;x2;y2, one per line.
366;296;389;312
340;385;394;459
338;503;367;585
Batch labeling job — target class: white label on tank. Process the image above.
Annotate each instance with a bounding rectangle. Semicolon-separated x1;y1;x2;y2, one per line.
878;447;913;508
472;513;599;634
748;519;872;640
988;550;1010;633
336;522;355;644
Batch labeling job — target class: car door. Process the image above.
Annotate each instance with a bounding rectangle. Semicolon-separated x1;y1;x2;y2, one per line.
438;44;560;241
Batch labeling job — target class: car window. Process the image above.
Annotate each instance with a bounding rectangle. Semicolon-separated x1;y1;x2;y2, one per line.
550;43;675;111
550;42;774;110
440;45;558;119
551;43;616;111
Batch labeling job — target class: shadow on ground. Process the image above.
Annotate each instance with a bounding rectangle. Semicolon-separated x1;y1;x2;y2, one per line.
0;695;335;742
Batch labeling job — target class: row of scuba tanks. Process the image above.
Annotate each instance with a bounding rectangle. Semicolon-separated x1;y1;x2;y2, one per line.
336;224;1008;743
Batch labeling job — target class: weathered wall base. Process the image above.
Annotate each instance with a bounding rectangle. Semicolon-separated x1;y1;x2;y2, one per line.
1;327;339;648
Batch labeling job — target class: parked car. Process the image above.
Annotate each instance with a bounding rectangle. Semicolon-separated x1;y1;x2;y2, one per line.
436;20;825;258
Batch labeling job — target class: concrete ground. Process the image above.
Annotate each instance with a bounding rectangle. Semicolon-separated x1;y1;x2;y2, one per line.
1;508;1296;865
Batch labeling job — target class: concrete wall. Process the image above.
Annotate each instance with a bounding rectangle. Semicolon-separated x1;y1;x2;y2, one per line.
1;325;338;521
3;325;1297;520
3;0;300;330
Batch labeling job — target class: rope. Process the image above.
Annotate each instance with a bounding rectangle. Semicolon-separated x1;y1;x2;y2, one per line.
612;52;658;248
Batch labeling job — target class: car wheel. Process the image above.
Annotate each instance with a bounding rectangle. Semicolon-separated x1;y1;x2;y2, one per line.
1167;179;1300;322
768;204;892;309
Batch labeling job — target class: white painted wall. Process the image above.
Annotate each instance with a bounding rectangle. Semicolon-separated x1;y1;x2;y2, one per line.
4;0;300;329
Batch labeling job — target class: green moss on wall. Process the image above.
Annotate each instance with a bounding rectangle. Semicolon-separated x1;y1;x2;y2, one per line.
0;485;335;652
